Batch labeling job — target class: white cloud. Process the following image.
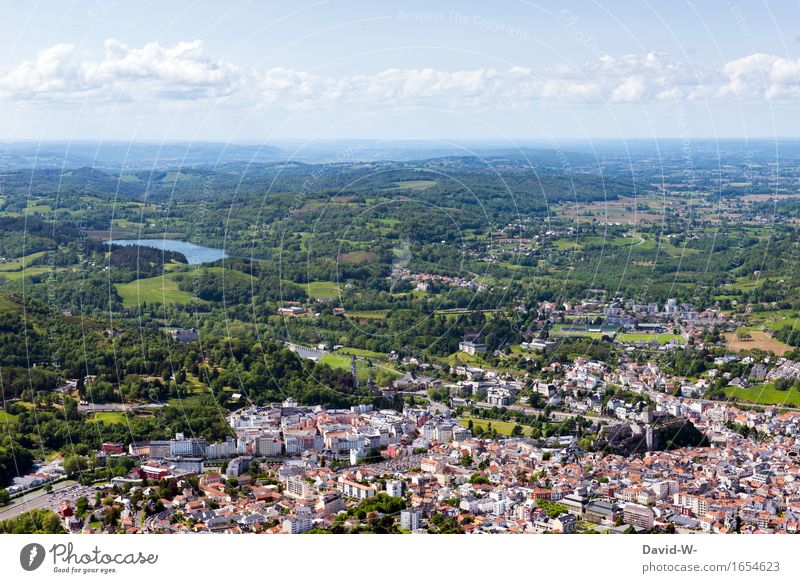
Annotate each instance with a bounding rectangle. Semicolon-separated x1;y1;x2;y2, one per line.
1;40;799;110
722;53;800;100
0;43;76;96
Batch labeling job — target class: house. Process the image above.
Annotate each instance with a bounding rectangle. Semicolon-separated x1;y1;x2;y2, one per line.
170;328;199;343
552;513;577;534
277;306;305;317
459;341;487;356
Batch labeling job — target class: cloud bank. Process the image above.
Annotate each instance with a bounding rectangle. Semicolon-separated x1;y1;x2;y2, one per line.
1;39;798;111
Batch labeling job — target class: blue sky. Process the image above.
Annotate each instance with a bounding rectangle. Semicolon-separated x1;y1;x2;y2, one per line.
0;0;798;141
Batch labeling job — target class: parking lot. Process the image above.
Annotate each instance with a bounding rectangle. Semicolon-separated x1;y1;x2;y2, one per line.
0;481;97;521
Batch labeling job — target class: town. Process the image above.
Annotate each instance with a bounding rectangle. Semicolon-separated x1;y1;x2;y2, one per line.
5;292;800;536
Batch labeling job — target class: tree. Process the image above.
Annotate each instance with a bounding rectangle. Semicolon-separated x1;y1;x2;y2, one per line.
76;496;90;516
460;454;473;468
64;454;87;477
0;509;66;534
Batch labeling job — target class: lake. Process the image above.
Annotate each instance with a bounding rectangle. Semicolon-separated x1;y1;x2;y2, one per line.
105;239;227;265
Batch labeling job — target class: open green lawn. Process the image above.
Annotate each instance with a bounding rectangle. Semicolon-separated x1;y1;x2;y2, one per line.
552;238;581;250
749;310;800;331
86;411;128;425
0;294;19;313
0;251;47;272
446;351;487;366
337;251;378;264
616;333;684;345
550;328;605;339
0;252;57;280
661;239;701;257
724;384;800;407
305;281;340;299
319;353;395;381
336;347;387;359
609;233;656;250
116;274;198;307
392;180;437;190
459;416;521;436
0;408;19;425
0;266;52;281
347;310;389;320
25;203;52;214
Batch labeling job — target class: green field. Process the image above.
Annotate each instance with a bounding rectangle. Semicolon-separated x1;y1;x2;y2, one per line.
305;281;340;299
459;416;521;436
347;310;389;320
446;351;486;365
724;384;800;408
553;238;581;250
0;266;52;281
116;274;198;307
551;329;604;340
338;251;377;264
0;251;52;280
87;411;128;425
0;408;19;425
336;347;387;359
0;251;47;272
616;333;684;345
392;180;437;190
319;353;387;381
749;310;800;331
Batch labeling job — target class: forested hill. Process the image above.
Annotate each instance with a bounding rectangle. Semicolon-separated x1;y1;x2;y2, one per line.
0;154;643;208
0;291;177;398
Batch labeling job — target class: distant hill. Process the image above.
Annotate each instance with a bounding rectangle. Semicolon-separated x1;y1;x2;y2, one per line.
0;141;285;171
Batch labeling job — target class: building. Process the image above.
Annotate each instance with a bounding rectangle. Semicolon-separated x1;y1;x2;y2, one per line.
459;340;488;356
283;514;313;534
286;475;314;500
171;328;199;343
339;479;377;500
169;436;207;457
386;480;405;497
226;456;252;478
552;513;577;534
624;503;655;530
674;493;708;517
164;456;204;474
255;436;283;457
206;438;237;459
100;442;125;455
584;500;618;524
561;488;590;516
400;509;421;531
138;463;173;481
316;492;346;516
149;441;171;458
